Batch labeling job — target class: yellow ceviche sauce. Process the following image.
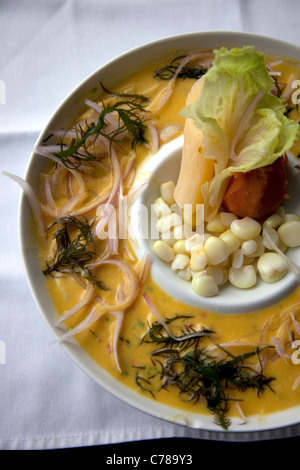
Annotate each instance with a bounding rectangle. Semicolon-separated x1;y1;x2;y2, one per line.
37;49;300;428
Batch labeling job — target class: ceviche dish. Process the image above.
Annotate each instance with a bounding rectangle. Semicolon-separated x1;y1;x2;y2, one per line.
5;41;300;431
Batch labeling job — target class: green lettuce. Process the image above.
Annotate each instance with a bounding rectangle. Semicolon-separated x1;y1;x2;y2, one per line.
181;46;299;214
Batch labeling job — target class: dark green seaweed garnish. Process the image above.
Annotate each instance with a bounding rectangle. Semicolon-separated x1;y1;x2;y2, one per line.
136;315;275;430
40;97;148;171
154;55;208;80
43;215;107;289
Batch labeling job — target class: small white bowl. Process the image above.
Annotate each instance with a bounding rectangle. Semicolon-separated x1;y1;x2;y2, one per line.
19;31;300;436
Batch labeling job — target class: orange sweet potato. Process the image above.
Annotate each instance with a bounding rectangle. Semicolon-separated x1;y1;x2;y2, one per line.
222;156;288;221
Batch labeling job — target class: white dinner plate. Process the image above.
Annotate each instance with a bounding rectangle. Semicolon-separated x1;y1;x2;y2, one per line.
19;31;300;435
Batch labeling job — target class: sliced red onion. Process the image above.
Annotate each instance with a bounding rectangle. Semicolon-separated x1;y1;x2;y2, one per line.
50;128;78;139
2;171;45;242
59;190;95;217
56;259;140;343
122;240;136;261
35;144;86;193
235;402;247;425
143;293;178;340
160;124;182;143
50;164;68;195
106;143;121;207
40;202;58;219
147;122;160;152
123;154;135;181
56;283;95;325
126;181;148;207
111;310;124;373
137;253;151;287
69;169;86;194
292;374;300;391
44;175;57;211
107;205;119;255
281;72;298;101
34;144;67;164
85;99;116;127
110;285;126;373
118;179;127;241
271;335;290;362
291;312;300;336
268;60;283;67
55;303;106;343
85;98;103;115
149;51;212;114
94;196;117;239
267;60;283;77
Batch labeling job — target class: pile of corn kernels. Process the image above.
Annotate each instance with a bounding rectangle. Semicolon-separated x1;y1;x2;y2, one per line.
152;180;300;297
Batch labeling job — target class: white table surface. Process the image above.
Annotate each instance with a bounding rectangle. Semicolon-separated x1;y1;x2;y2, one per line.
1;0;300;450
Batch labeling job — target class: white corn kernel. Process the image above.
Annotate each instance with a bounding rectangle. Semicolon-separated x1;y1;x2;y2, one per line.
262;227;279;250
232;249;244;269
173;239;189;255
206;213;226;233
219;229;241;254
241;239;257;256
156;212;182;233
192;273;218;297
177;266;192;281
229;265;257;289
243;256;256;266
263;213;282;229
153;240;174;262
185;233;204;252
173;223;194;240
250;235;265;257
153;197;171;217
257;252;288;283
220;211;238;228
278;240;288;253
182;205;204;228
160;229;176;247
230;217;261;240
160;181;176;206
206;266;226;286
204;236;229;265
190;247;207;271
278;221;300;247
171;253;190;271
173;224;184;240
283;213;300;223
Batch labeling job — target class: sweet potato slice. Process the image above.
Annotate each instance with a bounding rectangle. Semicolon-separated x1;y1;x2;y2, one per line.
222;156;287;221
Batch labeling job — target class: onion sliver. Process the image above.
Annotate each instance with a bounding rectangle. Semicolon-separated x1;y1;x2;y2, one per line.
111;310;124;373
235;402;247;425
2;171;45;242
271;335;290;362
104;142;121;207
56;283;95;325
148;51;213;114
136;253;151;287
56;260;140;343
292;374;300;391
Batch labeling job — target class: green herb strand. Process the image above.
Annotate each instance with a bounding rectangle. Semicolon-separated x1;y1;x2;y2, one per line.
136;315;275;430
42;215;107;290
154;55;208;80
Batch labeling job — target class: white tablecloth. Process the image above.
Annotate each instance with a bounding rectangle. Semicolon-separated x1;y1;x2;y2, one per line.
1;0;300;450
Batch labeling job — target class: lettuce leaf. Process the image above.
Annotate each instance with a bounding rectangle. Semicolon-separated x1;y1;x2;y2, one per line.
181;46;299;215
